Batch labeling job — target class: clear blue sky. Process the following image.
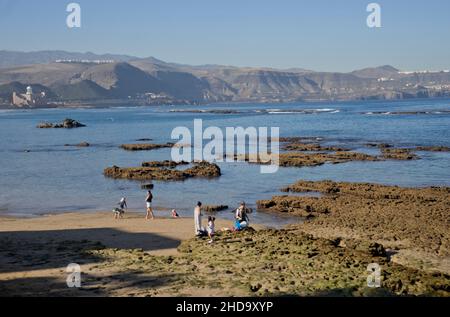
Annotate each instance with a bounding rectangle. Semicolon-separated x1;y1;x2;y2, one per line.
1;0;449;72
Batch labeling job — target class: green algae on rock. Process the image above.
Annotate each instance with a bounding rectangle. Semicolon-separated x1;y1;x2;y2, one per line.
258;180;450;257
87;229;450;297
104;161;221;181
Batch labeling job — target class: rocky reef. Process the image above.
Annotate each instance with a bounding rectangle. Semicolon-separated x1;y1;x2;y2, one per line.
141;160;189;168
85;229;450;297
234;151;380;168
283;143;349;152
120;143;175;151
230;136;450;168
258;180;450;258
278;151;380;167
280;137;349;152
37;118;86;129
381;148;418;160
104;161;221;181
365;143;450;154
415;146;450;152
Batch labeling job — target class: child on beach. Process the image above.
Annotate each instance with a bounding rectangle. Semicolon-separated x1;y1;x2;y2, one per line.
113;197;127;219
207;216;216;244
171;209;180;218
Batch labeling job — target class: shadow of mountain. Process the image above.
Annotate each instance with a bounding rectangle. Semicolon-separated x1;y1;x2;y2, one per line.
0;228;181;274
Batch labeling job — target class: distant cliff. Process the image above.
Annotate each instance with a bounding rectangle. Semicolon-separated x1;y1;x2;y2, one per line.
1;50;449;104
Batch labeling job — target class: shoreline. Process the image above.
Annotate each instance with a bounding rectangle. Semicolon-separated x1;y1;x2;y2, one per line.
0;211;240;256
1;205;449;296
1;96;450;111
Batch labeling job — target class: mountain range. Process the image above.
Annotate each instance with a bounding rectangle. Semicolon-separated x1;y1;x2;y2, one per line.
1;50;449;104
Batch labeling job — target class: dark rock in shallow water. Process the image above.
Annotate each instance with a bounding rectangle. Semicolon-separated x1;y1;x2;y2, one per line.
65;142;90;147
37;122;54;129
141;160;189;168
203;205;229;212
120;143;174;151
37;118;86;129
136;138;153;142
141;184;154;190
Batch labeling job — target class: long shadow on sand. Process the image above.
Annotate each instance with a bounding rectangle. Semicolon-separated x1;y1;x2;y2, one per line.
0;272;186;297
0;228;181;274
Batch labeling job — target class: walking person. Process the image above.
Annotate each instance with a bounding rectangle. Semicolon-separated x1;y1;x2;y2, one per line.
145;190;154;220
119;197;127;210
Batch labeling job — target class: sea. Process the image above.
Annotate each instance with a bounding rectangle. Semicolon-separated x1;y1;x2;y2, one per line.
0;99;449;228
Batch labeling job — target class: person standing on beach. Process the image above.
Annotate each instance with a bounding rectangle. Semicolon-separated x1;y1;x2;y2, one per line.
194;201;203;235
145;190;154;220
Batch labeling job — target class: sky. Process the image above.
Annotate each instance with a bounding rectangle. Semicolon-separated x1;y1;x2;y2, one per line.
0;0;449;72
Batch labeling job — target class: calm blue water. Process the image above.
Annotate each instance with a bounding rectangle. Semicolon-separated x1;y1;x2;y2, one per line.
0;99;449;227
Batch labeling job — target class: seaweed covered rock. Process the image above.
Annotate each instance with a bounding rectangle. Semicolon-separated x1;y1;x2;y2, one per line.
262;180;450;257
169;228;450;297
278;151;380;167
104;161;221;181
184;161;221;178
414;146;450;152
120;143;175;151
104;165;186;181
257;196;331;217
142;160;189;168
381;148;418;160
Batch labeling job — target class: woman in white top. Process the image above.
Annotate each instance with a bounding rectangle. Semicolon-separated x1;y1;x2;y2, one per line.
194;201;203;235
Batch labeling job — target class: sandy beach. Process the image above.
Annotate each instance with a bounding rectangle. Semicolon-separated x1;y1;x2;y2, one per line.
0;203;449;297
0;212;237;296
0;211;234;256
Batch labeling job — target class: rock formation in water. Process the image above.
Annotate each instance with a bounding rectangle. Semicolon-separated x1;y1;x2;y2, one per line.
120;143;175;151
104;161;221;181
37;118;86;129
258;180;450;257
203;205;229;212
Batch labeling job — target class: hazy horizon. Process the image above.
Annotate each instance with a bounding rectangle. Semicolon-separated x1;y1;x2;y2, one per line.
1;0;450;72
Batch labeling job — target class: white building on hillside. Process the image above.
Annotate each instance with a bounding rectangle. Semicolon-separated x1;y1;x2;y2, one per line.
12;86;47;107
